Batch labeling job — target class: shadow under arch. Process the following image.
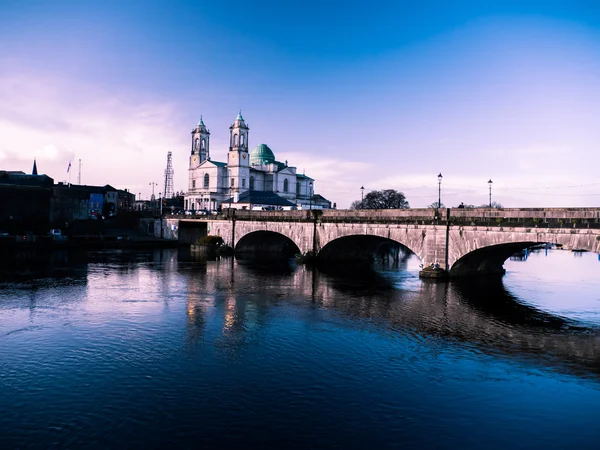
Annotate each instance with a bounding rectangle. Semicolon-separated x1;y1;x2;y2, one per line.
235;230;300;257
317;235;419;267
450;242;538;276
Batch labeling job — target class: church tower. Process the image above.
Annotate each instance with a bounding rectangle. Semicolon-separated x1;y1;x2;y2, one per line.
190;116;210;168
227;111;250;193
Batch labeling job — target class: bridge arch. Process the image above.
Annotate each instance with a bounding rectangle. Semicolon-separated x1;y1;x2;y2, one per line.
316;224;428;264
235;230;300;256
450;242;536;276
448;228;600;276
317;235;420;264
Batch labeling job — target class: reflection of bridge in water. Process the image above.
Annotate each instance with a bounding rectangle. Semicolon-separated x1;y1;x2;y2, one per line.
182;254;600;379
172;208;600;276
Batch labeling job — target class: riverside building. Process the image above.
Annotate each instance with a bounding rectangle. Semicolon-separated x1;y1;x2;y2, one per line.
184;112;331;211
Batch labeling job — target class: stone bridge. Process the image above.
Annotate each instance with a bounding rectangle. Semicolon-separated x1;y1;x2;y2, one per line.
168;208;600;276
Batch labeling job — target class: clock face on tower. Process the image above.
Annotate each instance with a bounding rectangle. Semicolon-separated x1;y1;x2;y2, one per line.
192;156;197;163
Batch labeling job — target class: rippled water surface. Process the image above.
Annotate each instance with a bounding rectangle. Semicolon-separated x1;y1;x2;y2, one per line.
1;248;600;449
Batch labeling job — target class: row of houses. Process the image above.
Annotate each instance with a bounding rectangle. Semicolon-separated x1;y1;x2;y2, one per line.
0;170;135;233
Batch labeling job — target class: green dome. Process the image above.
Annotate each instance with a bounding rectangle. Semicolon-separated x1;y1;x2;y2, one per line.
250;144;275;165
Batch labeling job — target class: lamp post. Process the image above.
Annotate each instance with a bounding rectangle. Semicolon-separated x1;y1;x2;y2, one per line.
437;173;443;208
309;182;313;210
361;186;364;209
488;179;493;208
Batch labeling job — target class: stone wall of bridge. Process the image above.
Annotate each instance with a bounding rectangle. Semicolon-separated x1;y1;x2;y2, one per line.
175;208;600;276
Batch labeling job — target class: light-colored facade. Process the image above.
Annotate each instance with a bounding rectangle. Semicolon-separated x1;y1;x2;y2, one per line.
184;112;330;211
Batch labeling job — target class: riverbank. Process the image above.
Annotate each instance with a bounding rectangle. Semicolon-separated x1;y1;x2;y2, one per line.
0;236;178;250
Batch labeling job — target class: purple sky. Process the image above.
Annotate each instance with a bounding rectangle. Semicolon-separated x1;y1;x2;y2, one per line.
1;1;600;207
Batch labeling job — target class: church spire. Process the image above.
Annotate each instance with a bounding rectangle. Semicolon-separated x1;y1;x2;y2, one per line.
32;158;38;175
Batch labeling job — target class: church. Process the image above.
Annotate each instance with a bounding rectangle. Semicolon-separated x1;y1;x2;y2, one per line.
184;112;331;212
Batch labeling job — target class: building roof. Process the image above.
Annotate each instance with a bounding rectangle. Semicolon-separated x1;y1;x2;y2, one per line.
250;144;275;166
222;190;296;207
53;183;118;194
296;173;314;180
0;171;54;187
236;110;244;121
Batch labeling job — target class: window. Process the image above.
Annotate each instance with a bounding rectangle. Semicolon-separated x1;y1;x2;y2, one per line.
192;180;196;189
201;138;206;150
283;178;289;193
250;176;255;190
240;134;245;146
233;134;239;146
296;182;300;195
231;178;235;187
194;138;199;152
204;173;209;188
242;178;246;188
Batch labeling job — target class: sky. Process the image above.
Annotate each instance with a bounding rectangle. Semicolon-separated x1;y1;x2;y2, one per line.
1;0;600;208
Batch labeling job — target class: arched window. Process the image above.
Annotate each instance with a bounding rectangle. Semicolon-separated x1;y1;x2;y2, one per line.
194;138;199;152
233;134;239;146
240;134;245;146
204;173;209;188
250;176;255;190
201;139;206;150
283;178;289;193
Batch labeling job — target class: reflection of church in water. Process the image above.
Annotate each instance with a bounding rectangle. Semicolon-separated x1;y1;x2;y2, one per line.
184;112;331;212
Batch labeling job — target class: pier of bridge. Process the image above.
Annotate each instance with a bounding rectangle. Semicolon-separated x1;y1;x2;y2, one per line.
167;208;600;277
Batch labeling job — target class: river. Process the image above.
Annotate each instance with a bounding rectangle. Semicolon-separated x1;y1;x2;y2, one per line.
1;248;599;448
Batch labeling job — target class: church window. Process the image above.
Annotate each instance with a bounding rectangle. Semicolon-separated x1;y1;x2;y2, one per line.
296;182;300;195
194;138;199;152
240;134;245;146
231;178;235;187
234;134;239;146
192;180;196;189
204;173;209;188
283;178;289;193
201;139;206;150
242;178;246;188
250;176;255;190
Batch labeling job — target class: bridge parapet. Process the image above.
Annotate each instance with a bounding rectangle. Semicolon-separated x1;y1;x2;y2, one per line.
173;207;600;224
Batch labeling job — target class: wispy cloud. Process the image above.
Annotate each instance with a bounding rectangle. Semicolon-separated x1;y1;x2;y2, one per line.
0;67;187;197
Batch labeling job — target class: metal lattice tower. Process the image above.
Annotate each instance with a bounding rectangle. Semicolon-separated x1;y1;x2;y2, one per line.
163;151;174;199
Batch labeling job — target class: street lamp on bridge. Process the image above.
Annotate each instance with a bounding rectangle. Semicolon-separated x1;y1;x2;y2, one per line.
361;186;364;209
488;179;493;208
309;182;313;210
437;173;443;208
